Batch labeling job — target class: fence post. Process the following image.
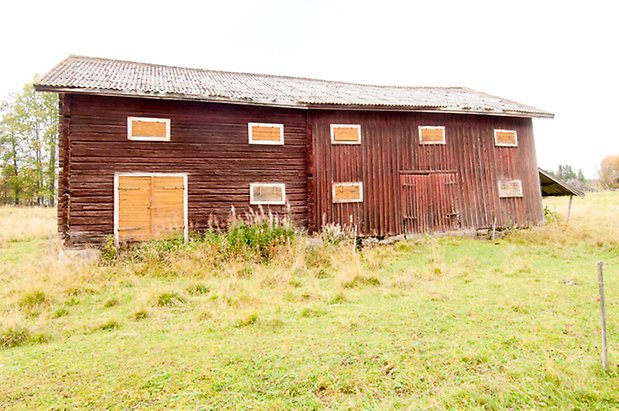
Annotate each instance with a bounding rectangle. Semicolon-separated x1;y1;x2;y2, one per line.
598;261;608;369
566;195;573;223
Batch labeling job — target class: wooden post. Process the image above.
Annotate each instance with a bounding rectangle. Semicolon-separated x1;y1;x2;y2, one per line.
597;261;608;370
352;225;358;255
566;195;573;223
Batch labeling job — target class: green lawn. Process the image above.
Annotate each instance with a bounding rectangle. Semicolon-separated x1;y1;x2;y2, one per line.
0;194;618;409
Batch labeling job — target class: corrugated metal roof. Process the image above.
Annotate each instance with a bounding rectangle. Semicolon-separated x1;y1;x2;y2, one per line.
35;55;553;118
539;169;584;197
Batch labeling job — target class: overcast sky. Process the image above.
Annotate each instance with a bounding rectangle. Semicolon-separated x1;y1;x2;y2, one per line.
1;0;616;178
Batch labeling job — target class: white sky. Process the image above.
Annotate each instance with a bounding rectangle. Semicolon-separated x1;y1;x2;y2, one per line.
1;0;617;178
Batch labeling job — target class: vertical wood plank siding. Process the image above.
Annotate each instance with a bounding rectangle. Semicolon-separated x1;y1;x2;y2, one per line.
62;94;307;245
309;111;542;236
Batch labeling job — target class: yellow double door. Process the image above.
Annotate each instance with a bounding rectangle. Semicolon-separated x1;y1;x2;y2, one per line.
116;174;186;242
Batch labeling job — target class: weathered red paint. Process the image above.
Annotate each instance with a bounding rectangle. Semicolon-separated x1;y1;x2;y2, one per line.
58;93;542;245
59;94;308;245
309;111;542;236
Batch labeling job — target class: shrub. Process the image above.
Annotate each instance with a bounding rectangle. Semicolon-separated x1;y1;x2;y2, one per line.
99;208;296;267
100;235;117;263
224;208;295;261
544;205;561;224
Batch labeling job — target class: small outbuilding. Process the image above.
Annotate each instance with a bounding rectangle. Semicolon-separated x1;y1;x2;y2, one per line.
35;55;553;245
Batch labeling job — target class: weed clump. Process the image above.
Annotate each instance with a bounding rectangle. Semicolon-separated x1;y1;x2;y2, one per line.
300;307;327;318
155;292;186;307
186;284;209;296
131;310;149;321
329;291;347;305
19;290;47;309
97;320;120;331
342;275;381;289
99;207;296;268
0;325;31;349
224;207;295;261
234;311;258;327
543;205;561;224
320;223;355;245
100;235;118;263
52;307;69;319
0;324;49;349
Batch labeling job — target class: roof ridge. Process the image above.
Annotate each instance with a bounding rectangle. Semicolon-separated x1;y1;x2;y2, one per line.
460;86;547;113
35;55;554;118
64;55;469;91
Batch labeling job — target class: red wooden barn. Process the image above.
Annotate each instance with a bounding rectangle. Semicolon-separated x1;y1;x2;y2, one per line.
34;55;553;246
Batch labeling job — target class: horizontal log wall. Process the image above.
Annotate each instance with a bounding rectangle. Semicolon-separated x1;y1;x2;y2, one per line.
309;111;542;236
62;94;307;245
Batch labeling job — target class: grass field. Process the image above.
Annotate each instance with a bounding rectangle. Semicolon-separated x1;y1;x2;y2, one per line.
0;206;55;265
0;194;618;409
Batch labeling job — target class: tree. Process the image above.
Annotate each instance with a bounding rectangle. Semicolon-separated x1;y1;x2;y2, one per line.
556;164;577;181
0;81;58;205
576;168;586;183
599;155;619;189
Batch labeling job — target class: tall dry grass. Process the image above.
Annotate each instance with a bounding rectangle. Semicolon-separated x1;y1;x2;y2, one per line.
0;206;56;244
508;192;619;247
2;192;618;348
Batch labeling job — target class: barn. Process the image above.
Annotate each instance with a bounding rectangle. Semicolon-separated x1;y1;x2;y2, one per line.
34;55;553;246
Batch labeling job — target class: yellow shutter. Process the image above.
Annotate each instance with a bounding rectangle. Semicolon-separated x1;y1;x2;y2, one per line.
494;130;517;146
332;126;360;143
332;183;363;203
131;119;167;138
419;126;445;144
151;176;185;239
117;176;152;241
249;123;283;143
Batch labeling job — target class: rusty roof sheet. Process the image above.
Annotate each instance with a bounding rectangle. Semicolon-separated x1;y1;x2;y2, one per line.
35;55;553;118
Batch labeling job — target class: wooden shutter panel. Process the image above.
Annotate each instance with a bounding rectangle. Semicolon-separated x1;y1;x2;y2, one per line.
117;176;152;241
249;123;284;144
331;125;361;144
128;117;170;141
498;180;523;198
419;126;446;144
494;130;518;146
151;176;185;238
332;182;363;203
117;175;185;242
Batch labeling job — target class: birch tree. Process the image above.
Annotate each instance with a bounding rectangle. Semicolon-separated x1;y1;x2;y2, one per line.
0;82;58;205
